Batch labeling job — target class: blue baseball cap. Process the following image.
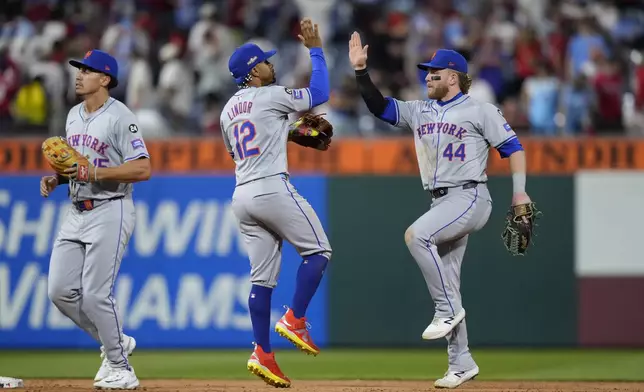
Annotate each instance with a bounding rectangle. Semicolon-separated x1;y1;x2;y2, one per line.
417;49;468;74
69;49;119;88
228;43;276;84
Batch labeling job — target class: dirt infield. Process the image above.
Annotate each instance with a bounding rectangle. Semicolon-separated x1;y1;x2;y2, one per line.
19;379;644;392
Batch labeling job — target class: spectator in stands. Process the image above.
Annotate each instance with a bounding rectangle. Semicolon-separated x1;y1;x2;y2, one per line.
100;9;152;101
326;75;361;137
514;27;543;82
0;45;20;130
630;54;644;136
28;40;67;136
567;18;609;79
157;41;195;133
11;73;47;129
0;0;641;136
591;56;624;133
473;36;505;103
125;49;154;111
521;62;560;135
467;65;496;104
559;74;593;135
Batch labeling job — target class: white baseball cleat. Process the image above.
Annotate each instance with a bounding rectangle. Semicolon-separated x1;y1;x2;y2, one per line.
421;308;466;340
434;366;479;389
95;335;137;381
93;366;139;390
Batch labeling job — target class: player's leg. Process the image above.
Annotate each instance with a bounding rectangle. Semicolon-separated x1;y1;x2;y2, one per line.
439;236;477;371
232;195;291;388
248;177;331;356
405;187;491;340
47;209;100;342
80;199;139;389
276;179;331;318
433;236;480;388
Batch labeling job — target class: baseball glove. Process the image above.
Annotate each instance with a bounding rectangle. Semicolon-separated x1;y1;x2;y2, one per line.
41;136;92;183
288;113;333;151
501;202;542;256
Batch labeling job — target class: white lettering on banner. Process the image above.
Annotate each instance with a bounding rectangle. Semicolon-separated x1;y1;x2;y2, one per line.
29;275;48;329
0;263;264;332
0;262;40;329
0;189;248;258
127;275;173;329
0;190;9;251
176;274;238;329
135;202;202;257
195;202;218;255
115;275;133;322
134;201;247;258
6;201;56;257
0;190;68;258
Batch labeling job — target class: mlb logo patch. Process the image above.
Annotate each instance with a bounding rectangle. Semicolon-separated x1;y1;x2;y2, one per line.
131;138;144;150
503;123;513;132
293;89;304;100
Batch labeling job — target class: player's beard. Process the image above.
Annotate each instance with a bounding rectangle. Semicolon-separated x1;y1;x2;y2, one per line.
428;84;448;100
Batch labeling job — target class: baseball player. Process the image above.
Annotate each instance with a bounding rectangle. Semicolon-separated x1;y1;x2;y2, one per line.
349;33;532;389
220;18;332;388
40;49;150;390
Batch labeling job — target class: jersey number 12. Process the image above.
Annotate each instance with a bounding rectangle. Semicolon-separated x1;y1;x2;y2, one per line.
233;121;260;160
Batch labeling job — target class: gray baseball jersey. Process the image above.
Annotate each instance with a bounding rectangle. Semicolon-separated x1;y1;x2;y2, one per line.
48;97;147;372
391;94;516;190
220;85;312;186
221;85;331;288
65;97;150;200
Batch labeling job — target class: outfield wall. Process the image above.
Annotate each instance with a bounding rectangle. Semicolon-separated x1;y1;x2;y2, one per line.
1;172;641;348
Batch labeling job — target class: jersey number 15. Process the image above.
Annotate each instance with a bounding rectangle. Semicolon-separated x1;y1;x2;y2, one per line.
233;121;260;160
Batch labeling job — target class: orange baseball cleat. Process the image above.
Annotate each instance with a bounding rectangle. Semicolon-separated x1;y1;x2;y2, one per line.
275;307;320;356
247;343;291;388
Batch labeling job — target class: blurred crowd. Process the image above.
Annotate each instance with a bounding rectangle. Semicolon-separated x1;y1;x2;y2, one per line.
1;0;644;138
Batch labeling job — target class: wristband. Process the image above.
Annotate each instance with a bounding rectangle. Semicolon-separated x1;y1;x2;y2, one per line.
512;172;526;194
56;174;69;185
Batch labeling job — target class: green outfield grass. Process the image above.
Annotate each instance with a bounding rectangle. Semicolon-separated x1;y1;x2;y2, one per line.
0;349;642;381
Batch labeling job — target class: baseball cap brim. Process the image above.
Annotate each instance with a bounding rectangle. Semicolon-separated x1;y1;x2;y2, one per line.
69;59;119;88
417;61;443;71
262;49;277;61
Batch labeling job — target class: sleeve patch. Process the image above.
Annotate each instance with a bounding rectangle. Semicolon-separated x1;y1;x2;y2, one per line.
285;87;304;99
131;138;144;149
128;124;139;133
503;123;513;132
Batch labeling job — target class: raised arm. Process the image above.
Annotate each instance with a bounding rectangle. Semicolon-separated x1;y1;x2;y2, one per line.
299;18;329;107
349;32;400;126
268;18;330;113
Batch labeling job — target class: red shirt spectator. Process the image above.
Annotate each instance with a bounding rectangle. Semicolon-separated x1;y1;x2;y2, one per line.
635;65;644;111
515;29;543;79
592;61;623;121
547;28;568;79
0;52;21;119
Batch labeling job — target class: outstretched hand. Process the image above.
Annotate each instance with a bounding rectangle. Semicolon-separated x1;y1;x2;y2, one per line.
40;175;57;198
348;31;368;70
298;18;322;49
